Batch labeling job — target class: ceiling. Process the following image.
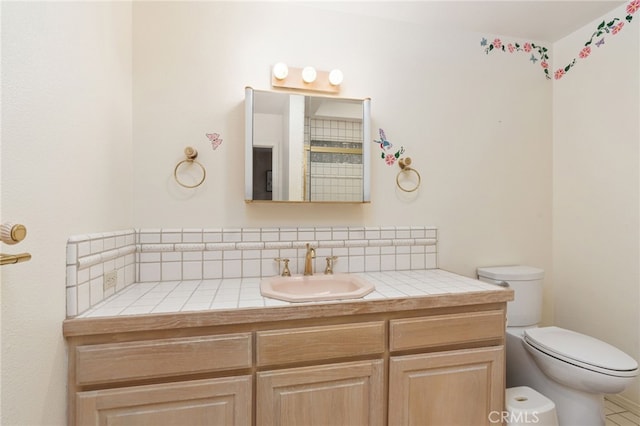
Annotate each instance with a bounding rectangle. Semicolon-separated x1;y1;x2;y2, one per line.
304;1;626;42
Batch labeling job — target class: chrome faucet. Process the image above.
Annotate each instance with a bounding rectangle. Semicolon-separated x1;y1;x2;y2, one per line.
304;243;315;275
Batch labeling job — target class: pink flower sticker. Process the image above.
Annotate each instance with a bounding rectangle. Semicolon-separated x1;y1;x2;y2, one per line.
508;43;515;53
541;61;549;69
579;46;591;58
385;154;396;166
493;38;502;49
554;69;565;80
612;22;625;34
627;0;640;14
524;42;532;52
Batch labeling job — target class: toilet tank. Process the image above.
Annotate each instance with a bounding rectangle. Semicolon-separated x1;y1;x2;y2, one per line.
477;265;544;327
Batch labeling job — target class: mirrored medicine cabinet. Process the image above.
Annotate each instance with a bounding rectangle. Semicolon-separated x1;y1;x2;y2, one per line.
245;87;371;203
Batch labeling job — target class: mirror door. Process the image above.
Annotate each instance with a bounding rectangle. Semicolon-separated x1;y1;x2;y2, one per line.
245;88;370;203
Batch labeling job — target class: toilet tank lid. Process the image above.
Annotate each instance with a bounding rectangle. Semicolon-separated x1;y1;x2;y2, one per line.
477;265;544;280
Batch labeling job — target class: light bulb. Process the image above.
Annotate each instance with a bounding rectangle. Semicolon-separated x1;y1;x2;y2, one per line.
329;69;344;86
273;62;288;80
301;66;317;83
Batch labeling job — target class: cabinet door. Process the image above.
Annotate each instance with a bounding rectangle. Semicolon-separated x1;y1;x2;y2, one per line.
389;347;504;426
257;359;384;426
76;376;251;426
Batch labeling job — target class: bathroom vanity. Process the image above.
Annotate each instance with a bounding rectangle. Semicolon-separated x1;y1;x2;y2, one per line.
63;271;513;426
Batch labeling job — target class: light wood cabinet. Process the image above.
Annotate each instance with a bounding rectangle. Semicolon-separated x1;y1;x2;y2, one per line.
76;376;251;426
256;322;385;366
68;333;253;425
388;347;504;426
65;297;510;426
389;310;505;351
387;310;505;426
257;359;384;426
75;334;252;386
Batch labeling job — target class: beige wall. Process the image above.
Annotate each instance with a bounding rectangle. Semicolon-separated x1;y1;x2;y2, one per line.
14;1;640;424
553;2;640;408
131;1;553;282
1;2;133;424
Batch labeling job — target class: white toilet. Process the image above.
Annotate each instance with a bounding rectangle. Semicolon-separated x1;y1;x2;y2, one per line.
477;265;639;426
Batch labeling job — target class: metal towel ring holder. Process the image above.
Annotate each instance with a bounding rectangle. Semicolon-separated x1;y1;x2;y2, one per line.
174;146;206;188
396;157;421;193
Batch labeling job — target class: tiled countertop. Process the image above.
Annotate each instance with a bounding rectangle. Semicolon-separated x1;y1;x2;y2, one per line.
77;269;506;318
64;269;513;337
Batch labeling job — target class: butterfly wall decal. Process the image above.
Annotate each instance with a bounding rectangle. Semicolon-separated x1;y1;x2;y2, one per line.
374;128;393;150
206;133;223;150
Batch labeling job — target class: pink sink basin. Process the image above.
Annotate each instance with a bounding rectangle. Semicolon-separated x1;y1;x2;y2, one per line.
260;274;375;303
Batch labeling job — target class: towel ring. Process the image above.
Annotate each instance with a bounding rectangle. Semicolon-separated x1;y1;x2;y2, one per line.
396;157;421;193
174;146;206;188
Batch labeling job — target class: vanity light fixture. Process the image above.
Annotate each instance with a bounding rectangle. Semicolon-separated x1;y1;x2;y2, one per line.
271;63;343;93
301;66;317;83
272;62;289;80
329;69;344;86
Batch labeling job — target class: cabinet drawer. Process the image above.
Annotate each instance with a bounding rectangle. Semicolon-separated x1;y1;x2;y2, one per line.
76;333;252;386
390;310;504;352
257;322;385;366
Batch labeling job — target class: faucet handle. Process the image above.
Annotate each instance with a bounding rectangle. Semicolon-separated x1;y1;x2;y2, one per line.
274;257;291;277
324;256;338;274
281;258;291;277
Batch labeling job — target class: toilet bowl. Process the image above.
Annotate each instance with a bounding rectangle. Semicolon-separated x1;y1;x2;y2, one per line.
524;326;638;394
478;265;638;426
506;327;637;426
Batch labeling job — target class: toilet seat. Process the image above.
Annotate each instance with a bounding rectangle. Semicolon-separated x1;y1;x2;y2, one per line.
524;327;638;378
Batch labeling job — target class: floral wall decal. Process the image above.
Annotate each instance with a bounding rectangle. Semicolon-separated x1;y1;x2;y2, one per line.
374;128;405;166
481;38;552;79
482;0;639;80
373;129;422;193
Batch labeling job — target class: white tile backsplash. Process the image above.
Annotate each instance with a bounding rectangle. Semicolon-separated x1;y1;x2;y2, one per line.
66;226;438;317
66;229;136;317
